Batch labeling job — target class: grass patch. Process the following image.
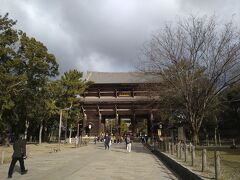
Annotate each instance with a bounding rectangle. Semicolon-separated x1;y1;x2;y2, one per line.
195;147;240;180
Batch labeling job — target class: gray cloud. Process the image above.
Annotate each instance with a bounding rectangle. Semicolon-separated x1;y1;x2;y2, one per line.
1;0;240;74
178;0;240;18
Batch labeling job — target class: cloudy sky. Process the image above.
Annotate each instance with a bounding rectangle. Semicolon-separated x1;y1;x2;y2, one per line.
1;0;240;73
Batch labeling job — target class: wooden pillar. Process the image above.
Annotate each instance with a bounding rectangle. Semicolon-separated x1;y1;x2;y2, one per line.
116;112;119;135
118;115;121;136
98;113;102;136
132;88;135;97
132;113;136;135
150;111;154;141
115;89;118;98
83;113;87;136
103;118;106;135
98;89;101;98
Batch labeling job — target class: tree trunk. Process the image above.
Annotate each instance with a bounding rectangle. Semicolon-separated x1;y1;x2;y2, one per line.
69;124;72;144
192;131;199;146
39;120;43;144
218;133;221;147
49;130;54;142
24;119;29;140
214;128;217;146
64;119;68;143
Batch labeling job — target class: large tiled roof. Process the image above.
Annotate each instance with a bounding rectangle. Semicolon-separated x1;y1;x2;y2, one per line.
84;71;159;84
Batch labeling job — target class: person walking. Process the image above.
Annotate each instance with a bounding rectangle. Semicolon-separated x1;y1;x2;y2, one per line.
109;135;112;148
94;135;97;144
8;134;28;178
126;134;132;152
124;135;128;149
104;134;110;150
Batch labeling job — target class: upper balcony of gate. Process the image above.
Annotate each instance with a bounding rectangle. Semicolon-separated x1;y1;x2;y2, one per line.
79;71;160;103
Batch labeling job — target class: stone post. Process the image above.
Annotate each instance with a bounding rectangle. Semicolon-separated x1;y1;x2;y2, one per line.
202;149;207;172
184;143;188;162
191;145;195;166
218;133;221;147
189;142;192;152
153;139;156;151
180;143;183;159
170;143;173;155
166;142;169;153
215;151;221;180
176;143;179;158
177;142;181;158
164;141;168;152
1;151;5;164
173;143;176;155
160;141;163;151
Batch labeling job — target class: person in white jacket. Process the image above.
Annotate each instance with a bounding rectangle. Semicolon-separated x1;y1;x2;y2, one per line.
126;135;132;152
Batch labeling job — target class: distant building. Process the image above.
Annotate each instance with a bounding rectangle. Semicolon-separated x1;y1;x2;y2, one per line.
79;71;160;137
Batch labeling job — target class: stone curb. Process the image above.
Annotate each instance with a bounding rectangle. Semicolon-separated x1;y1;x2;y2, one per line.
146;144;203;180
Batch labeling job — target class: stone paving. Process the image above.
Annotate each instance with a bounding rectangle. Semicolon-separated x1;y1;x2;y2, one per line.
0;142;178;180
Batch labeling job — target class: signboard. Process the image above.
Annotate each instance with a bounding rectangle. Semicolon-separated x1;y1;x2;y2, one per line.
118;92;131;97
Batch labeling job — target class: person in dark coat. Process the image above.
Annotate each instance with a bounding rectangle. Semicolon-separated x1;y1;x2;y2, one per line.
8;134;28;178
104;134;111;150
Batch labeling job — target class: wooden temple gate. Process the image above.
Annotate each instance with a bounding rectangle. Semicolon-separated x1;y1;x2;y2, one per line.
79;72;160;138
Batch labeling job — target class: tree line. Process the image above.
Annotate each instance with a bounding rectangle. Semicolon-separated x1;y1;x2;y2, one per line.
0;14;89;144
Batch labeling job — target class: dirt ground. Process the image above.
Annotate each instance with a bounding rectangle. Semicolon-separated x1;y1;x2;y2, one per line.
0;142;79;165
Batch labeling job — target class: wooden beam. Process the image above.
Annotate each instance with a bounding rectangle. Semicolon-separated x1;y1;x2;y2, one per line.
82;108;161;112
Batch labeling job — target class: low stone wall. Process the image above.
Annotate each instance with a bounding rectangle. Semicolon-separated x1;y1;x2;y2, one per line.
146;144;203;180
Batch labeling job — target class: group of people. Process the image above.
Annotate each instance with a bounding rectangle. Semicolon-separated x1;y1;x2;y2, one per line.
103;133;133;152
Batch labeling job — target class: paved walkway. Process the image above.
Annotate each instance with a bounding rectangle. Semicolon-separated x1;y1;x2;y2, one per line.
0;142;177;180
